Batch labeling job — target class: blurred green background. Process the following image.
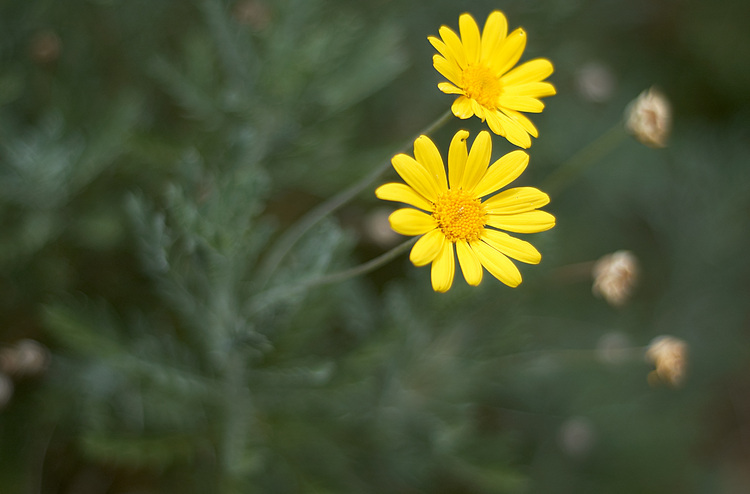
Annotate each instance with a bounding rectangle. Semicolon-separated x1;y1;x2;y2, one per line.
2;0;750;492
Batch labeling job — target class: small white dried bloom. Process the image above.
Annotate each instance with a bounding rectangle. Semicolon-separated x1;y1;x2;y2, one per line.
0;339;50;378
625;87;672;148
558;416;596;459
592;250;639;307
233;0;271;30
595;331;633;365
645;335;688;387
576;61;616;103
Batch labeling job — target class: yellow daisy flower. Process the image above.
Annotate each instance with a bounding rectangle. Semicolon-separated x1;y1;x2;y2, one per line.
429;11;556;148
375;130;555;292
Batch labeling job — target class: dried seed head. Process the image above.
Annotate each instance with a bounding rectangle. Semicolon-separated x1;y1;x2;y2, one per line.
645;335;688;387
233;0;271;30
576;62;616;103
0;339;50;378
625;87;672;148
29;30;62;65
558;416;596;459
592;250;639;307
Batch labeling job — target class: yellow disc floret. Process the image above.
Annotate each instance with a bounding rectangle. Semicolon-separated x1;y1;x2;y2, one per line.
433;188;486;243
461;64;503;111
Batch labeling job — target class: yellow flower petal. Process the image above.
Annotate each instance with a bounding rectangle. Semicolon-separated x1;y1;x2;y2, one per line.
484;110;506;135
470;99;486;120
493;111;533;147
488;111;530;148
431;240;455;292
481;229;541;264
410;229;445;267
448;129;469;189
456;240;483;286
459;13;481;65
502;109;539;138
472;150;529;198
428;36;451;61
482;187;550;214
490;28;526;76
389;208;437;236
437;82;464;95
486;210;556;233
433;55;462;86
391;153;440;202
460;130;492;191
497;95;545;113
501;59;554;86
471;239;522;287
451;96;475;119
502;81;556;98
375;182;434;211
414;135;448;191
438;26;467;69
480;11;508;64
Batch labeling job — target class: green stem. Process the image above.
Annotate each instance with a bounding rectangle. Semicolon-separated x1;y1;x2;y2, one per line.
542;124;628;196
219;349;252;494
305;236;417;286
249;237;417;315
492;345;645;365
255;110;454;290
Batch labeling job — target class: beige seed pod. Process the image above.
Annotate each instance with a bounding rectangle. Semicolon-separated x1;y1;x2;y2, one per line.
645;335;688;387
0;339;50;378
625;87;672;148
592;250;639;307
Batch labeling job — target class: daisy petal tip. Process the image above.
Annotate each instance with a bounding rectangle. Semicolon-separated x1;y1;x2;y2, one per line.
458;12;477;24
511;149;530;162
431;270;454;293
512;134;532;149
488;10;507;22
374;184;387;199
391;153;407;164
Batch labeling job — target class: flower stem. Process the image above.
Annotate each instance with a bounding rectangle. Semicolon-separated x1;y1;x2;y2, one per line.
492;345;646;365
249;237;417;314
255;110;454;290
306;236;417;287
219;348;252;494
542;124;628;196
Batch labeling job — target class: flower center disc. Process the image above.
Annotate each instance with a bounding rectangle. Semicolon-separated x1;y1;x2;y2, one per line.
433;189;486;243
462;64;503;110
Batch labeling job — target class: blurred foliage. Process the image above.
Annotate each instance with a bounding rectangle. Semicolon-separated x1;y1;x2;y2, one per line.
1;0;750;493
